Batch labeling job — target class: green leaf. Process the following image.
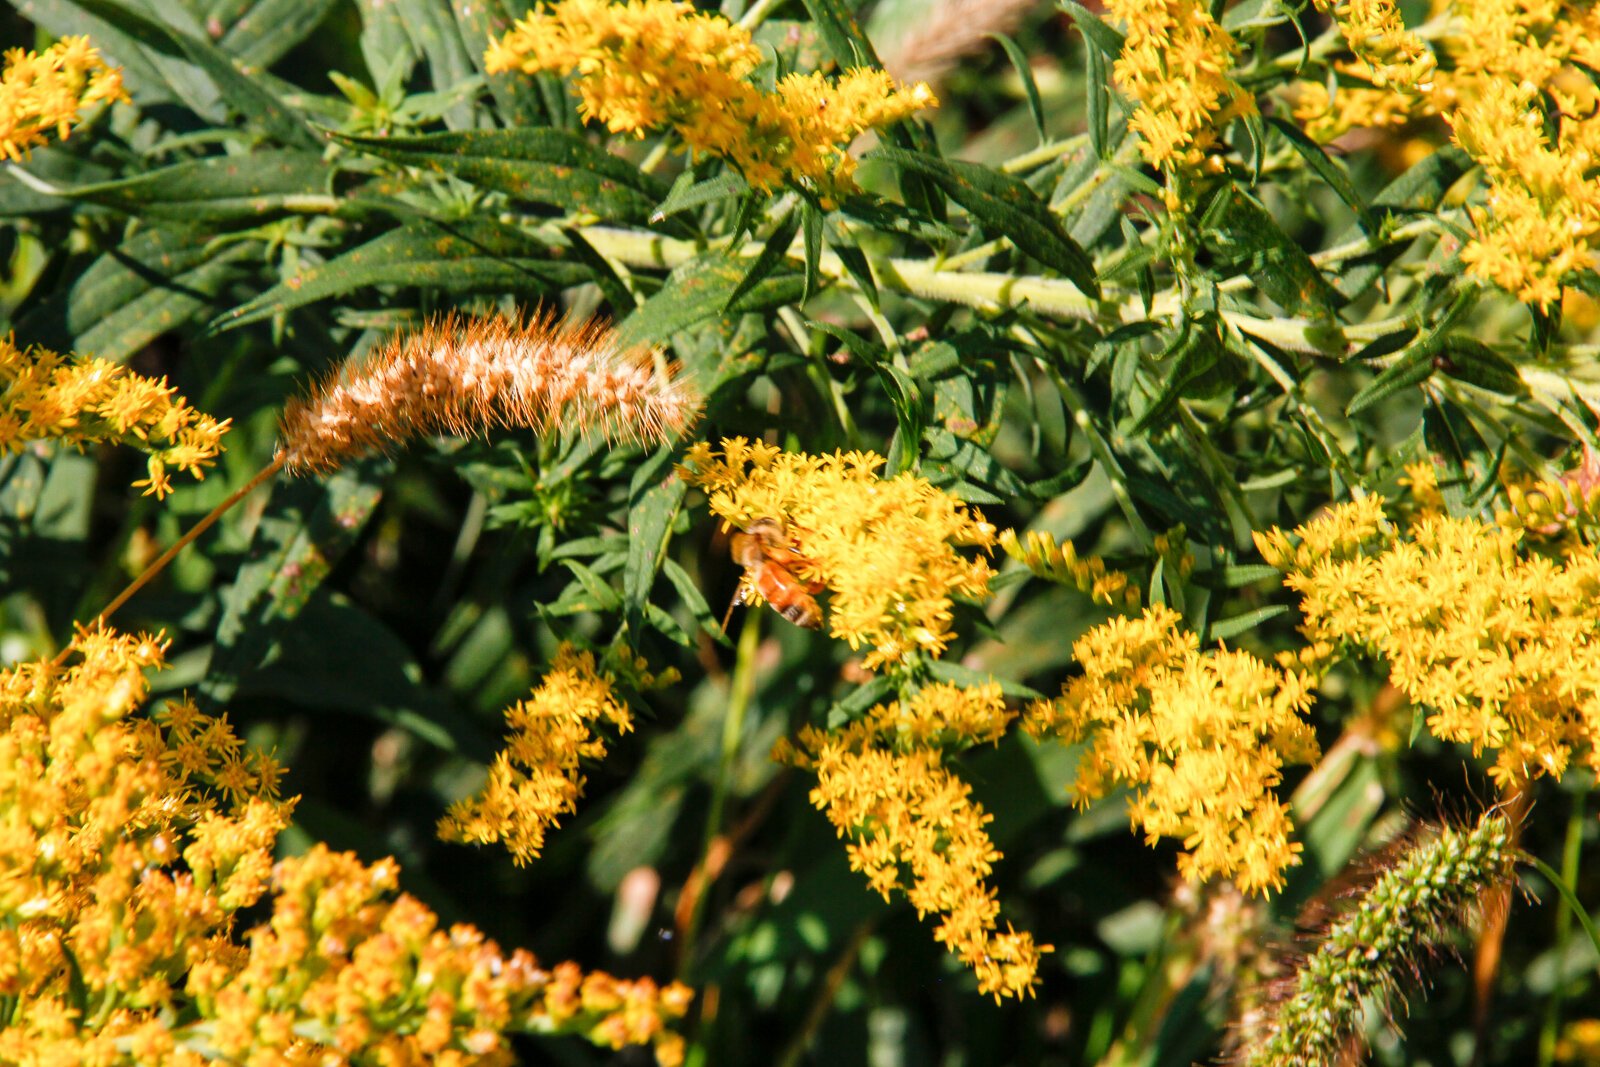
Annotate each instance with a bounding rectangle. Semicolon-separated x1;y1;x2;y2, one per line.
199;459;388;710
871;146;1100;297
1207;605;1289;641
220;0;342;69
624;447;686;633
394;0;478;129
1439;336;1526;396
1346;345;1437;416
1335;146;1472;298
652;171;750;221
1201;184;1341;314
17;227;257;360
558;559;623;613
828;222;879;307
1128;314;1226;436
67;0;318;147
1346;289;1473;415
213;219;591;330
452;0;545;123
989;32;1046;144
1084;32;1110;156
1059;0;1126;57
614;251;805;350
49;150;334;221
663;558;726;642
801;197;824;303
1267;116;1374;233
723;207;802;314
797;0;882;71
811;322;923;474
332;128;664;221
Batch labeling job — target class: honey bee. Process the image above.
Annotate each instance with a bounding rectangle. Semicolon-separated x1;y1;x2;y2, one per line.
724;517;825;630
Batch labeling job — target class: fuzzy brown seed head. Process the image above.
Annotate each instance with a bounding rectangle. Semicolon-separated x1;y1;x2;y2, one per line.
276;311;699;475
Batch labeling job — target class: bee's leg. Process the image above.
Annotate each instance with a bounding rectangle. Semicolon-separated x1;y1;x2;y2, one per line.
721;582;749;633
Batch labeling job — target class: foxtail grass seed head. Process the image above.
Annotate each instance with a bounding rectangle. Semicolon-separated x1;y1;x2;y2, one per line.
1240;811;1518;1067
276;311;699;475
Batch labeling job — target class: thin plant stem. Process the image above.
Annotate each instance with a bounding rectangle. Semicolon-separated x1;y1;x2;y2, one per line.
677;607;762;979
1538;788;1594;1067
735;0;786;31
56;453;286;664
775;920;875;1067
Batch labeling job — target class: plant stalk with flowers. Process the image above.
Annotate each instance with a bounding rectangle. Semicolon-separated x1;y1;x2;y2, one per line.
7;0;1600;1063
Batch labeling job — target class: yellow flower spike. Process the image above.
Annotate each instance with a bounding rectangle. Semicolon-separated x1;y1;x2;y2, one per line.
1026;606;1320;894
438;644;636;864
0;337;229;499
776;683;1049;1000
1104;0;1256;172
0;36;128;160
681;439;996;671
484;0;937;198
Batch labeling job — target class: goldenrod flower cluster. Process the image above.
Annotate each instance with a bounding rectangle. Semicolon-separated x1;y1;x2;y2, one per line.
1104;0;1257;173
1290;0;1435;141
437;644;638;865
0;628;691;1065
1289;0;1600;307
1316;0;1437;90
0;336;230;498
1024;606;1320;894
773;682;1049;1000
0;36;127;161
1258;495;1600;787
680;439;997;671
278;311;698;475
483;0;938;197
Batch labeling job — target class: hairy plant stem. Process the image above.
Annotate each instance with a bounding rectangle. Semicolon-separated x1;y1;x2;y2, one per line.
570;223;1427;355
55;454;286;665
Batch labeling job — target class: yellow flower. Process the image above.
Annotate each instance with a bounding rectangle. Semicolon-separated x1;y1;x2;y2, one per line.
0;628;691;1065
0;336;229;498
484;0;936;197
1025;606;1320;894
1434;0;1600;308
774;683;1048;999
438;644;636;864
1105;0;1256;171
681;439;996;671
0;36;128;161
1260;497;1600;787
